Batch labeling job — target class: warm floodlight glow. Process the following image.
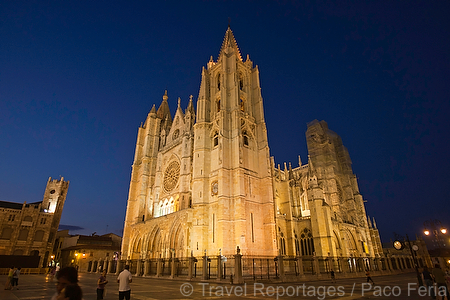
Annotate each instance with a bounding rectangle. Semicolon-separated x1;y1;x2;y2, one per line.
424;230;430;235
441;228;447;234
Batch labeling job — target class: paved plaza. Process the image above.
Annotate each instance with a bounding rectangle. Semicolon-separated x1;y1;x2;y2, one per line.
0;271;445;300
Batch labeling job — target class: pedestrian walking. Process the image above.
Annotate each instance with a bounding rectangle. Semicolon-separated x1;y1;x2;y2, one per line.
422;266;436;299
97;270;108;300
117;265;132;300
55;263;61;278
432;264;450;299
11;267;21;290
330;269;336;283
365;270;375;284
4;266;14;290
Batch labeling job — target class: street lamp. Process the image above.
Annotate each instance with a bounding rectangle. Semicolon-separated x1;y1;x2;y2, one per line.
423;219;447;249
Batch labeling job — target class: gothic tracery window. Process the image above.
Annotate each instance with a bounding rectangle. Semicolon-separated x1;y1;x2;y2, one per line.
157;197;176;217
295;233;300;256
300;228;315;256
278;227;286;255
163;161;180;192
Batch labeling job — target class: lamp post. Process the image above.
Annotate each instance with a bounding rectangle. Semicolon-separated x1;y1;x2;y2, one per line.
393;233;423;286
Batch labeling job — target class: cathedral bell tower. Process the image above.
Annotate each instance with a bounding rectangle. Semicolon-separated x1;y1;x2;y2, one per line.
192;27;277;256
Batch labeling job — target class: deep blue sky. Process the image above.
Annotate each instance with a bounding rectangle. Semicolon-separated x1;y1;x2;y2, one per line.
1;1;449;243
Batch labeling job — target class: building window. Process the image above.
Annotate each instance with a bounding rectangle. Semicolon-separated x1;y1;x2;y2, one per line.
213;131;219;147
216;98;221;112
40;218;46;225
34;230;44;242
240;97;245;112
8;215;15;222
217;74;221;90
279;232;286;255
300;228;315;256
295;234;300;256
13;249;24;255
242;130;249;146
156;197;176;217
18;229;29;241
1;228;13;240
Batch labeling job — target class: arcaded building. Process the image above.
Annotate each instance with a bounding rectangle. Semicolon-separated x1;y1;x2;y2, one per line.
0;177;68;267
121;27;383;263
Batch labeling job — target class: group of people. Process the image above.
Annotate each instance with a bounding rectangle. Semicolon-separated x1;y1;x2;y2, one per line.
50;264;132;300
47;263;61;280
4;266;21;290
422;264;450;299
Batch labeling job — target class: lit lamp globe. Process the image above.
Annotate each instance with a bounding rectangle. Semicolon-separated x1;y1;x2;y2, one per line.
393;240;403;250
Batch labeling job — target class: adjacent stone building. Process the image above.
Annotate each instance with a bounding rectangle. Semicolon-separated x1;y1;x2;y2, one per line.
0;177;69;267
58;233;121;273
121;27;383;266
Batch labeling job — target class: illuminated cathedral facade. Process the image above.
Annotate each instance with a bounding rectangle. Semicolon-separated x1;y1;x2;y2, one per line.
121;27;383;261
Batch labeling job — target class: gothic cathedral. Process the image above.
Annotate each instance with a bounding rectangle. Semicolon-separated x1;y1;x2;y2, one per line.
121;27;382;261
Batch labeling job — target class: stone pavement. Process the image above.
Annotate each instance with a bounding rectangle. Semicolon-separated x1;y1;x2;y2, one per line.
0;271;445;299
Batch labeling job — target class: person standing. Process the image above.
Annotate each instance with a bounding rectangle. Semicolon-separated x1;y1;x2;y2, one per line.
432;264;450;299
11;267;20;290
97;270;108;300
117;265;132;300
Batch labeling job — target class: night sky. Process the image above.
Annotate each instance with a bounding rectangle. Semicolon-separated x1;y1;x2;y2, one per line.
1;1;449;243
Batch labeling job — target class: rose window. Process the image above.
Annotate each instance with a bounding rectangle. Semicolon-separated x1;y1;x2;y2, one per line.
163;161;180;192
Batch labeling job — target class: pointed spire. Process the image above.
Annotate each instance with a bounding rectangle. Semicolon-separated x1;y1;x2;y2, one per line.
186;95;195;115
149;104;156;115
218;27;243;61
176;97;184;118
156;90;172;122
372;217;377;229
307;155;318;187
367;216;372;228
